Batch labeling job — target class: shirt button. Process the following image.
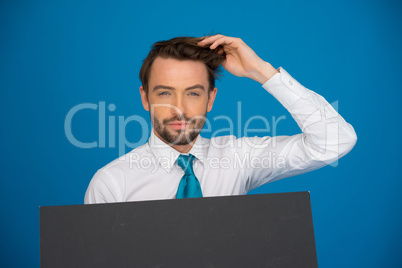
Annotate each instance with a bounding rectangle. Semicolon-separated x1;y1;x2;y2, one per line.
289;80;293;85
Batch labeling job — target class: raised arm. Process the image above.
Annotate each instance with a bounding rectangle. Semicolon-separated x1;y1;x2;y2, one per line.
198;35;357;191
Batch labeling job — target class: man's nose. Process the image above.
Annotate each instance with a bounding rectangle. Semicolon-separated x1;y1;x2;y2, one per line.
171;96;186;118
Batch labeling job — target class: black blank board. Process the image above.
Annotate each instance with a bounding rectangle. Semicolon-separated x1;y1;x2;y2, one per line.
40;192;318;267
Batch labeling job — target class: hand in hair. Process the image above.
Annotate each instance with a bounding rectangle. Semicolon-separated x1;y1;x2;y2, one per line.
198;34;279;84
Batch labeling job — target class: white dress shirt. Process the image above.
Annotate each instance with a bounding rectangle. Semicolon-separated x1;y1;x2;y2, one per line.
84;67;357;204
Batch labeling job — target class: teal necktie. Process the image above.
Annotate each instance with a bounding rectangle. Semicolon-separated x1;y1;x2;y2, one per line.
176;154;203;199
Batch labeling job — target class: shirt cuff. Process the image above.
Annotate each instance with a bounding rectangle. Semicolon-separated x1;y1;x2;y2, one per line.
262;67;311;108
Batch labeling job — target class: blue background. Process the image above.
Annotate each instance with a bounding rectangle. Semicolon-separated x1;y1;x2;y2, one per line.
1;0;401;267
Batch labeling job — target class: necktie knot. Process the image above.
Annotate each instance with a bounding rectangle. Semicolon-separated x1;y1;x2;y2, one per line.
176;154;195;175
175;154;202;199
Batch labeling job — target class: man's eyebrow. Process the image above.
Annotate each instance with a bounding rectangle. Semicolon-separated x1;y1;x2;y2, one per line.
185;84;205;91
153;85;175;92
153;84;205;92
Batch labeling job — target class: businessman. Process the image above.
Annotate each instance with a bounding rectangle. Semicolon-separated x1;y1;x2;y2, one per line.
84;34;357;203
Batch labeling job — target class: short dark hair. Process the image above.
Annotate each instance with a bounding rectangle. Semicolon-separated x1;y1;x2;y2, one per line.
139;36;226;95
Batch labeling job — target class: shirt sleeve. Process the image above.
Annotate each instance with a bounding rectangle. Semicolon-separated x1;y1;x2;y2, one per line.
84;169;122;204
242;67;357;192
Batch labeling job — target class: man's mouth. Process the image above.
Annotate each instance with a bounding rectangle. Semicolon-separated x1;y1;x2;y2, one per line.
168;121;191;130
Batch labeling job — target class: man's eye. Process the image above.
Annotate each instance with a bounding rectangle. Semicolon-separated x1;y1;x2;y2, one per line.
189;92;200;96
159;92;169;96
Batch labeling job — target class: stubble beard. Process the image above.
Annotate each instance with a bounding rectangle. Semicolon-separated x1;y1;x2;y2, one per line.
152;113;207;145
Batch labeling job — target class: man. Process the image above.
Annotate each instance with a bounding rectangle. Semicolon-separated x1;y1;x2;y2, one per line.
84;34;357;204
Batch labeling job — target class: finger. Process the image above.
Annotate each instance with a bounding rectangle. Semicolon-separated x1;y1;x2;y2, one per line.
197;34;224;45
210;37;235;50
217;46;225;54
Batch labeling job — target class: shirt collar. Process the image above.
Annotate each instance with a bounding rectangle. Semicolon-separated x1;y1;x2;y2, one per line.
148;129;210;173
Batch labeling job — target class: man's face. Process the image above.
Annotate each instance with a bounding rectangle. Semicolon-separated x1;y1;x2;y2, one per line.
140;57;217;146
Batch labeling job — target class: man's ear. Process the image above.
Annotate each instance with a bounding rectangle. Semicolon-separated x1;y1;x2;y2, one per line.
207;87;218;112
139;86;150;111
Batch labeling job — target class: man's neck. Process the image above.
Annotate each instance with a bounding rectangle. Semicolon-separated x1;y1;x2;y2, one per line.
152;129;197;153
